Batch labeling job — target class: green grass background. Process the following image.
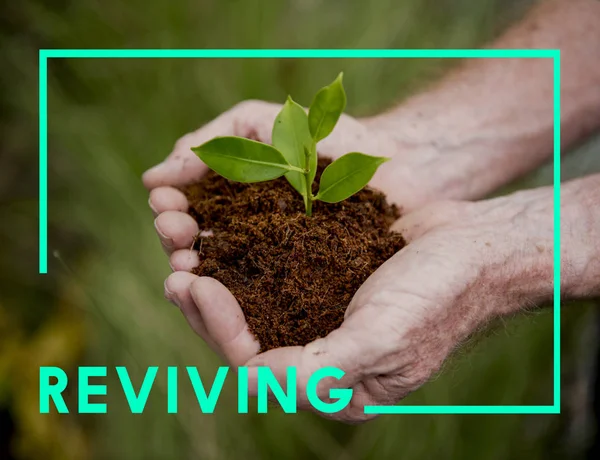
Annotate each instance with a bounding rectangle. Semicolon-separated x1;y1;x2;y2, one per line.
2;0;599;458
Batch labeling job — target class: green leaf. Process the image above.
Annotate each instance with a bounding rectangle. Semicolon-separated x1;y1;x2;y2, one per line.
308;72;347;142
191;136;300;183
315;153;389;203
272;96;314;198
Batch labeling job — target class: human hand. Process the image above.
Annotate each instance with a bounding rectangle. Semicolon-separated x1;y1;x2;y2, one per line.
160;184;563;423
144;96;596;423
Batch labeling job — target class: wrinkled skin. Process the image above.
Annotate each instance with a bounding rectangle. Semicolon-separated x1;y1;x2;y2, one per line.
144;101;557;423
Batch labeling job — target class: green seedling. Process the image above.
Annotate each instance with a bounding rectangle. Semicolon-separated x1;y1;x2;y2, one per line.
191;73;389;216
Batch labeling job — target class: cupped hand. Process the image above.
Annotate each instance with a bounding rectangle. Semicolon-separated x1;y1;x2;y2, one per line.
144;100;551;422
155;171;553;422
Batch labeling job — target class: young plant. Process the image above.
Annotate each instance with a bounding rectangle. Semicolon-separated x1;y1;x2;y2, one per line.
191;73;389;216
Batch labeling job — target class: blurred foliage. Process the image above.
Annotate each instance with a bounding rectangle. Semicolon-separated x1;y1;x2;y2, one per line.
1;0;599;458
0;296;87;460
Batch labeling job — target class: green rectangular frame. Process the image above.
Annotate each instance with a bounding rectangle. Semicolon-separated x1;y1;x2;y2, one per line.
38;48;561;415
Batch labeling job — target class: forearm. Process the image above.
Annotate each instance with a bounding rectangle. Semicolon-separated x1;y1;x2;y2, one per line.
426;173;600;341
369;0;600;202
560;174;600;299
484;173;600;313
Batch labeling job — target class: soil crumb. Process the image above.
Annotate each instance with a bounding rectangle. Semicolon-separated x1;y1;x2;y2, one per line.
182;159;406;352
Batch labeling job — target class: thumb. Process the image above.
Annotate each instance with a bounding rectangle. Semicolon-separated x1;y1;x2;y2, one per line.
391;200;471;241
244;317;384;412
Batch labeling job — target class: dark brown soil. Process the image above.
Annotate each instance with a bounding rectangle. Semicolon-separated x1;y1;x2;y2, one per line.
182;159;406;352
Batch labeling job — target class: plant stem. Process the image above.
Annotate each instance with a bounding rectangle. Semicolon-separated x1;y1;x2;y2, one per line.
304;144;314;216
304;167;312;217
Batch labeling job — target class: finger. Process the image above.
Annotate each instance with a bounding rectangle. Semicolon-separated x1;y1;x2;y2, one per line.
190;277;260;367
142;144;208;190
154;210;199;255
149;187;189;217
169;249;200;272
164;271;220;354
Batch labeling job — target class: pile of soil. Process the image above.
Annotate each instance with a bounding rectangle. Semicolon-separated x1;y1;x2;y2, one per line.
182;158;406;352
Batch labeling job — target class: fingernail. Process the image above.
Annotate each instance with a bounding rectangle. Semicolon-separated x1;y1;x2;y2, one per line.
164;279;180;307
154;218;174;248
148;197;159;216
